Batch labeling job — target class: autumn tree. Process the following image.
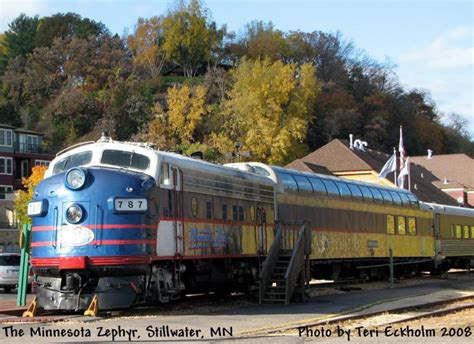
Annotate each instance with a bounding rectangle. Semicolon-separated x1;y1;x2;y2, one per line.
141;83;207;149
15;165;47;226
128;16;167;78
217;58;318;164
241;21;287;62
35;12;108;47
163;0;222;76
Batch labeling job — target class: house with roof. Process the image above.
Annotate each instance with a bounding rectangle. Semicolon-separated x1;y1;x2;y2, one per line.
287;138;459;206
411;153;474;207
0;123;54;252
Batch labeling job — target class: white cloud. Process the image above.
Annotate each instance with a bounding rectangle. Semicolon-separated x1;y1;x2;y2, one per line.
399;26;474;69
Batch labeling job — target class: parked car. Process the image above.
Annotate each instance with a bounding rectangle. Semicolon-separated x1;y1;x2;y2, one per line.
0;253;33;293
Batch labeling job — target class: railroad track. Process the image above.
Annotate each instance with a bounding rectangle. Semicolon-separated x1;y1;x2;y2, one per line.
242;294;474;338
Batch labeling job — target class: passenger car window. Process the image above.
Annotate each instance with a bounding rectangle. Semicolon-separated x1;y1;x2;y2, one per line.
389;191;402;205
348;184;363;199
309;178;327;194
369;188;384;203
380;190;393;204
279;173;298;191
359;186;374;201
293;175;313;192
322;180;340;196
101;150;150;170
335;182;351;198
53;151;92;174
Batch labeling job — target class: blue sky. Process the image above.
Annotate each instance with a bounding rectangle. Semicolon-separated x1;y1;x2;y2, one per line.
1;0;473;138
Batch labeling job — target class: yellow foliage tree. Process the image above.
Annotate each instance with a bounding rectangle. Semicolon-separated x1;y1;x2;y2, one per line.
140;84;208;151
15;165;47;226
167;84;207;142
127;16;166;78
219;58;319;165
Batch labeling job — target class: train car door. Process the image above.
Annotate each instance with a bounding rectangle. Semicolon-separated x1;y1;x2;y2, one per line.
171;167;184;257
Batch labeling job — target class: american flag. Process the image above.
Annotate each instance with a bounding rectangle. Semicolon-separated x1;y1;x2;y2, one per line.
398;125;407;188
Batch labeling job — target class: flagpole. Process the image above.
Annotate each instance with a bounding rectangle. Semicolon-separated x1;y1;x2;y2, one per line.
393;147;397;186
407;157;411;192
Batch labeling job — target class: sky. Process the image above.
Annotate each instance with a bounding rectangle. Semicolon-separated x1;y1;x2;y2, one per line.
1;0;473;138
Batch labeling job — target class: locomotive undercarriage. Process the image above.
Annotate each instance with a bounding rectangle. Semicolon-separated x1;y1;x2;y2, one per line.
33;258;260;311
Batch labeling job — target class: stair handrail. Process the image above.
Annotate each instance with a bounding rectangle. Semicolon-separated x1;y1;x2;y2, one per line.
284;221;310;304
259;221;283;304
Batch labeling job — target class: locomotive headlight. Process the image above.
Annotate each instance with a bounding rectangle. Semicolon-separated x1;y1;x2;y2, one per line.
66;204;83;224
65;168;87;190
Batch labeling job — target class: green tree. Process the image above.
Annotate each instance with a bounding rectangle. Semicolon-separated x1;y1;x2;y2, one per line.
218;58;318;164
2;14;39;58
163;0;221;76
36;12;108;47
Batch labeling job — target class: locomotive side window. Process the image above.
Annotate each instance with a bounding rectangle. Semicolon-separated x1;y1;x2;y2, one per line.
471;226;474;239
232;205;245;221
397;216;406;235
53;151;92;174
222;204;227;220
206;201;213;219
451;224;455;238
386;215;395;234
309;177;327;194
408;217;417;235
239;206;245;221
101;150;150;170
160;163;170;185
293;175;313;193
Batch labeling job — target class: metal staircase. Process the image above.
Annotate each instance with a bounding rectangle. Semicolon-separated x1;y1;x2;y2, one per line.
259;221;311;304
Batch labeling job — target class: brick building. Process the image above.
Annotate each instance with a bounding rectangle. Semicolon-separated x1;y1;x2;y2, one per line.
0;123;54;252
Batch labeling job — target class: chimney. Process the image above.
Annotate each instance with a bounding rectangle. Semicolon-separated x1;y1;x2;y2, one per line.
443;177;448;185
427;149;433;159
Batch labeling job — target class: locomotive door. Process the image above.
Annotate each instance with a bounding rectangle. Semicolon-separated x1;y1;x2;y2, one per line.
256;206;267;254
172;167;184;257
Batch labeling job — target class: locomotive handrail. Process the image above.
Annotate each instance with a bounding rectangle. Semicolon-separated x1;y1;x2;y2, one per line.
284;221;310;304
259;222;283;304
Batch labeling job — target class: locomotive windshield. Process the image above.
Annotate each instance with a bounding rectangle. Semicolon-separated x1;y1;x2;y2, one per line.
53;151;92;174
101;149;150;170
